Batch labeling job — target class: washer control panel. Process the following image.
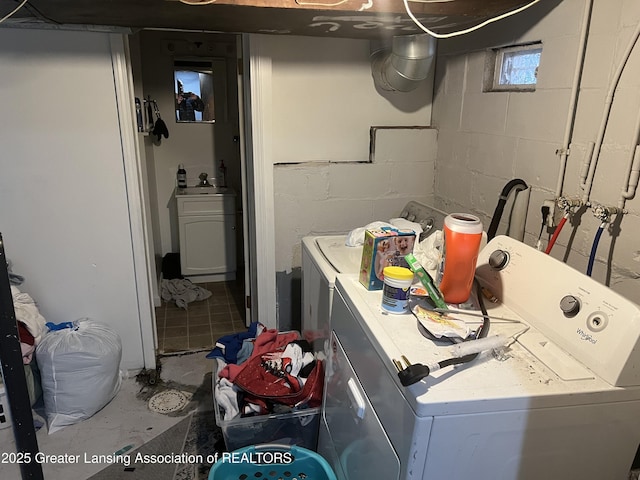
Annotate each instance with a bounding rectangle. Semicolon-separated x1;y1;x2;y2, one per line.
488;249;510;270
559;295;581;317
475;236;640;387
399;201;449;242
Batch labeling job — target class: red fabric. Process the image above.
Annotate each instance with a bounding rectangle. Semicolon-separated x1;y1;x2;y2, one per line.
234;357;324;409
18;321;34;346
219;329;300;382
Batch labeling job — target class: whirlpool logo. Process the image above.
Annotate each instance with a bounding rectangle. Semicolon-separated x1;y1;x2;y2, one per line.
576;328;597;344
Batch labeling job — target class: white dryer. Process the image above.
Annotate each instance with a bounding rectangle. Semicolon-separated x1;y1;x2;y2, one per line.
301;202;448;339
318;235;640;480
301;235;361;339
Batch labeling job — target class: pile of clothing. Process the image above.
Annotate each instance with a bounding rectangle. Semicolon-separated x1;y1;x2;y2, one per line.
12;286;48;367
208;323;323;420
8;284;48;413
7;264;123;434
160;278;212;309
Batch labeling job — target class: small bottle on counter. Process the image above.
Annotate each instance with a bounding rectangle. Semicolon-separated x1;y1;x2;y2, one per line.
218;159;227;187
177;164;187;189
135;98;144;132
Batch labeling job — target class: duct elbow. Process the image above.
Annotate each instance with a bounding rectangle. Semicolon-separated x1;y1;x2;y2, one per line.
371;34;436;92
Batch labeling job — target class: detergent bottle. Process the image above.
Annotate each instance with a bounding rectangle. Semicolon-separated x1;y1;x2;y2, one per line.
218;159;227;188
438;213;483;304
177;164;187;189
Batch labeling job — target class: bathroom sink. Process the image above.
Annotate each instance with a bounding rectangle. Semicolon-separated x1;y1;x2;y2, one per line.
178;186;230;195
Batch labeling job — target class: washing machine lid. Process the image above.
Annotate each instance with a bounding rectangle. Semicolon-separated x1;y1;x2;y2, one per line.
304;202;446;280
315;236;363;274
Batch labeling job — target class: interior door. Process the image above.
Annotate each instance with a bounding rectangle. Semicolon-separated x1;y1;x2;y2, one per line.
237;34;254;326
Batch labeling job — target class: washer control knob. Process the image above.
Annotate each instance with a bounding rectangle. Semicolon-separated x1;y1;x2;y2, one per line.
560;295;581;317
488;250;510;270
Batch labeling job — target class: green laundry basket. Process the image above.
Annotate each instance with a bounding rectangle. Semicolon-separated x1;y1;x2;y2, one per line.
208;444;337;480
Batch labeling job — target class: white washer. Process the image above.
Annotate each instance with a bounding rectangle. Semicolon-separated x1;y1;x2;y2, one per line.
318;235;640;480
301;202;448;338
301;235;361;338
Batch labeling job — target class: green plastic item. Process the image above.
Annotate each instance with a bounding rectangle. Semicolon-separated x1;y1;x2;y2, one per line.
404;254;448;310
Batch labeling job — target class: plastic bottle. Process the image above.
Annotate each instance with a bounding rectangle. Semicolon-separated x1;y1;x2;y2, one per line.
135;98;143;132
218;159;227;188
438;214;483;304
381;266;414;314
177;164;187;189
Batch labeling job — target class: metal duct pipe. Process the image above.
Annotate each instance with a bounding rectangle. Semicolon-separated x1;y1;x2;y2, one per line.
371;34;436;92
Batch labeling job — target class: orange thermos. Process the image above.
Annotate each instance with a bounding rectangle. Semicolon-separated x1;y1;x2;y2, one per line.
438;214;483;304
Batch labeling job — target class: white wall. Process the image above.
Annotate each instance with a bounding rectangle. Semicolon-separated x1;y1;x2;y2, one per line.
432;0;640;303
0;28;145;370
255;34;436;328
267;35;434;163
265;34;435;271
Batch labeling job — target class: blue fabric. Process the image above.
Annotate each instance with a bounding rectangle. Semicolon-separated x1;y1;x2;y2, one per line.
235;339;255;365
206;321;260;363
46;321;78;331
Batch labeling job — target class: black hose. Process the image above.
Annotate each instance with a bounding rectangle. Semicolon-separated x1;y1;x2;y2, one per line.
487;179;529;241
437;278;490;370
397;279;491;387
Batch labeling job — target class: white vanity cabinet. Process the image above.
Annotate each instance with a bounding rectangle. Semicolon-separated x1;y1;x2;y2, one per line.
177;192;236;282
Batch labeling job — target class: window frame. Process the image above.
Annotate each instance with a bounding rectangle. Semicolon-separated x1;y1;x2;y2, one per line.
484;42;542;93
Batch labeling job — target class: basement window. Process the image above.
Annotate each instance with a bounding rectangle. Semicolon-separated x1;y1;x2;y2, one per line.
484;43;542;92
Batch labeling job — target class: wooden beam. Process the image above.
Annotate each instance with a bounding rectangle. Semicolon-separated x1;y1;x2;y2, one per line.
195;0;532;17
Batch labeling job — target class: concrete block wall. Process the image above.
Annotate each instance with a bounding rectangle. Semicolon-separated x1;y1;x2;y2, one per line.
274;126;437;330
263;34;436;328
274;128;438;274
432;0;640;304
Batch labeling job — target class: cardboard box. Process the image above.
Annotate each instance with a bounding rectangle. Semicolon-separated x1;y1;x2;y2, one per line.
359;228;416;290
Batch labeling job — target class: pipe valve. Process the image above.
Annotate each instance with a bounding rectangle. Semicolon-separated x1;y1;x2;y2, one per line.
590;203;622;222
557;196;583;213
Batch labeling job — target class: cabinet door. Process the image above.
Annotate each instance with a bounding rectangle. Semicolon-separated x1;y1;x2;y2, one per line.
179;214;236;275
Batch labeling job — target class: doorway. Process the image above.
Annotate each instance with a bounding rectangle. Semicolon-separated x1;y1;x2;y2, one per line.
129;30;248;355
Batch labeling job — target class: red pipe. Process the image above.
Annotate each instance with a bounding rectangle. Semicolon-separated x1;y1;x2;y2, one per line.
545;214;568;254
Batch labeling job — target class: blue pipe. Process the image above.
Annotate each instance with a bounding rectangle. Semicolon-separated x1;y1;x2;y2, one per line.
586;224;605;277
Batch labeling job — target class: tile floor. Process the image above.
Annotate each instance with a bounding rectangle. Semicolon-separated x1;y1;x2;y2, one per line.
155;279;247;354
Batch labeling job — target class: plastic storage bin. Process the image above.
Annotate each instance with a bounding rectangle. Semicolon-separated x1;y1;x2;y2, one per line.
212;341;322;452
213;390;320;452
208;444;337;480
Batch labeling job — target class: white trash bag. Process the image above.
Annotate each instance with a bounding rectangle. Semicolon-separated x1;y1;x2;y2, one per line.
36;318;122;434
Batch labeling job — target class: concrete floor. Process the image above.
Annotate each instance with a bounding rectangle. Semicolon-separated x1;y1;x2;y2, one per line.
0;352;215;480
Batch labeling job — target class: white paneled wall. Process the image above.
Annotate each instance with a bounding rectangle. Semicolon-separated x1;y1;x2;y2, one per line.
433;0;640;304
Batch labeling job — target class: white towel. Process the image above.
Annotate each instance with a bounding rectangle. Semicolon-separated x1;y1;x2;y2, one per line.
345;221;394;247
345;218;424;247
11;286;47;345
160;279;212;309
389;218;424;236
